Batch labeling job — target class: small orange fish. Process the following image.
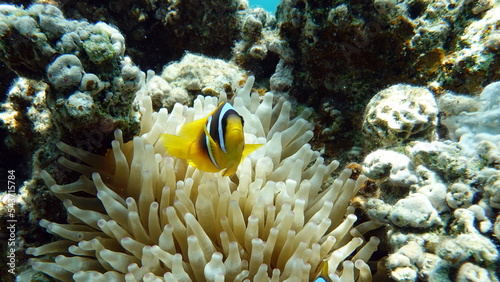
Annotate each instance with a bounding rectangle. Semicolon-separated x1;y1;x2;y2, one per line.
160;102;263;176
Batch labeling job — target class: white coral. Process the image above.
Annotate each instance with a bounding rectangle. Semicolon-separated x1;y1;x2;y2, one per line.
362;84;438;148
362;149;418;188
388;193;441;228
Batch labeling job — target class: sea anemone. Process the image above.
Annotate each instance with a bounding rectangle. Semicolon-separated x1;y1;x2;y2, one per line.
27;77;381;281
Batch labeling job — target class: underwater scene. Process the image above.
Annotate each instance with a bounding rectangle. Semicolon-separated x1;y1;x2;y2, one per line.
0;0;499;281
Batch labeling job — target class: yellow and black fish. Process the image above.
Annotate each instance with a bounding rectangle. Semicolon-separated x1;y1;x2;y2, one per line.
160;102;263;176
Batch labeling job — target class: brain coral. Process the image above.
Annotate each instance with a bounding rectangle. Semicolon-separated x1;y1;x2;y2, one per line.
363;84;438;149
27;78;381;281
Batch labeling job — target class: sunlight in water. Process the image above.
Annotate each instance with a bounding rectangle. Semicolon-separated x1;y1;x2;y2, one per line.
248;0;280;14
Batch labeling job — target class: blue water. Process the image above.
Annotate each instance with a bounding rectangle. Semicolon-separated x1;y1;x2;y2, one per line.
248;0;280;14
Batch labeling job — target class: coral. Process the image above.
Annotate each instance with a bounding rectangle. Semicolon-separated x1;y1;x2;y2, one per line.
364;199;392;225
408;141;479;182
442;81;500;138
0;7;141;277
441;81;500;164
494;215;500;240
47;54;84;91
112;57;144;103
445;182;475;209
79;73;107;95
26;78;381;281
437;92;480;116
139;72;189;112
0;5;53;79
389;193;441;228
382;225;499;281
452;205;493;234
269;59;294;93
81;23;124;64
156;0;243;61
233;7;284;82
1;1;499;282
363;151;450;228
484;173;500;209
416;182;448;213
271;0;500;161
372;159;500;281
362;84;439;149
386;241;423;281
360;146;500;282
416;252;449;281
436;234;497;265
50;0;245;70
440;6;500;93
161;53;246;99
363;149;419;189
64;92;96;122
361;113;500;282
0;78;53;156
457;262;496;282
0;4;141;157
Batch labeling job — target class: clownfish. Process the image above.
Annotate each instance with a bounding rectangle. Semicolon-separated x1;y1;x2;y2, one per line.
160;102;263;176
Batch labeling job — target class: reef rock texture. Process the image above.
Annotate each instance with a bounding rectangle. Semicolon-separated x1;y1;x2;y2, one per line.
28;0;285;91
359;81;500;281
440;5;500;93
160;53;246;102
440;81;500;162
22;0;283;85
233;8;284;84
362;84;439;149
0;78;52;159
133;52;248;113
38;0;247;71
0;4;140;153
274;0;500;159
363;150;419;189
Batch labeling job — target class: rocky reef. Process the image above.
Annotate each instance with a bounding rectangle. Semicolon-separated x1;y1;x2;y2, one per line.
0;4;141;163
0;0;499;281
276;0;500;160
359;81;500;281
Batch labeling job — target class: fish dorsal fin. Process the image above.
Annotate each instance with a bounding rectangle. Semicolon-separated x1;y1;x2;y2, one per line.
178;116;208;139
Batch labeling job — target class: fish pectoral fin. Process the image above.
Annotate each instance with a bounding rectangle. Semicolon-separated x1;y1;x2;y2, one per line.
221;167;234;177
186;159;200;169
241;143;263;160
219;143;261;176
160;133;190;159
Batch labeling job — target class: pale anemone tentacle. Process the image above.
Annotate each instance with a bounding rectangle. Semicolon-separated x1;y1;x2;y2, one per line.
28;77;381;281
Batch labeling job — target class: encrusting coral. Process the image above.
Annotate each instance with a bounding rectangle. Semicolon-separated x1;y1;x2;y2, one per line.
26;77;382;281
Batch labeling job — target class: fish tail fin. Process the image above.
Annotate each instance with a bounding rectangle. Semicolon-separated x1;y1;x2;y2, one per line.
241;143;263;160
160;133;190;159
